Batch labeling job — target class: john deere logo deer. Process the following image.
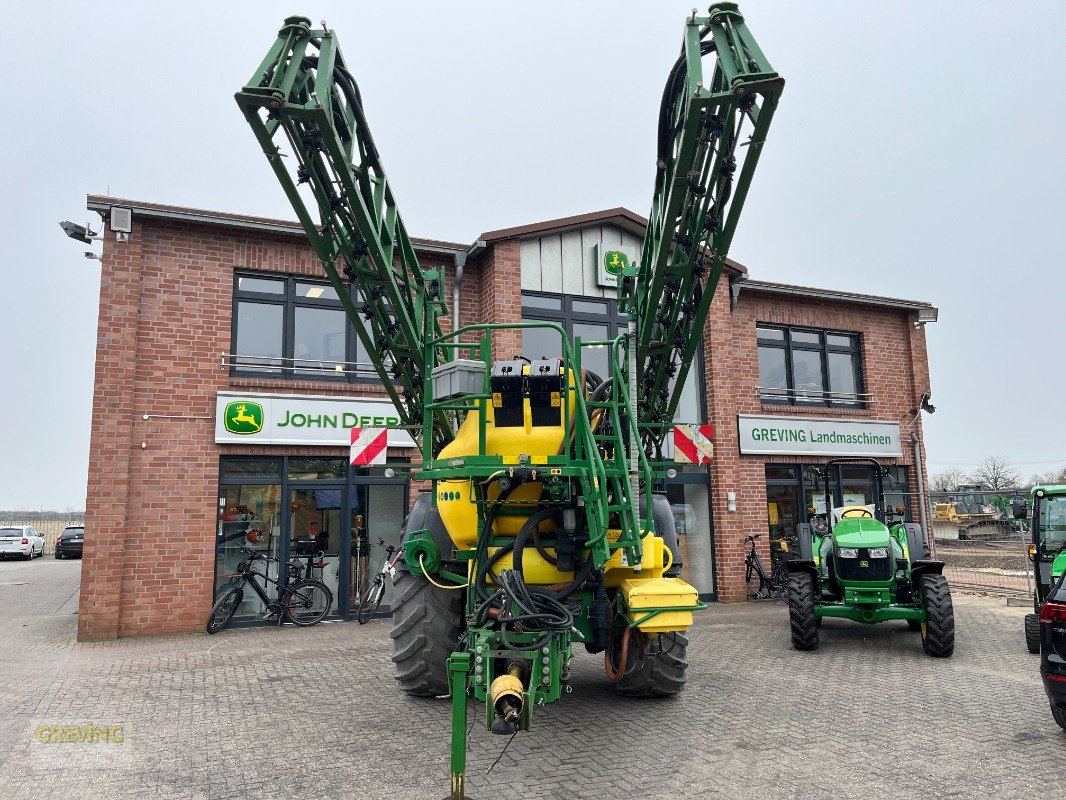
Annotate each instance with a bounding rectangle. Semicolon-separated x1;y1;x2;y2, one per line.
603;250;628;276
225;401;264;434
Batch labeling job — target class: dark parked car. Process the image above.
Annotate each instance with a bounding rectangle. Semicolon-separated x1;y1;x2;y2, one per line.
1040;570;1066;730
55;525;85;559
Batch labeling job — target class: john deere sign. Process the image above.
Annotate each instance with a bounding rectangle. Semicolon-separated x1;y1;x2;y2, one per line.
596;243;639;288
214;391;416;447
737;414;902;458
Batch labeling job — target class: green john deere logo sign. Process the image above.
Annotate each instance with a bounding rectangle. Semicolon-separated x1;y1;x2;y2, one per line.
603;250;629;276
224;401;264;435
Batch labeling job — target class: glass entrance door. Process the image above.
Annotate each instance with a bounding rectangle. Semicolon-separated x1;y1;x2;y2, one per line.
287;487;343;606
350;483;406;613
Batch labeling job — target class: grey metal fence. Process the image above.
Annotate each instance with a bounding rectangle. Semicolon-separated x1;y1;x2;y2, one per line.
0;512;85;555
936;537;1031;596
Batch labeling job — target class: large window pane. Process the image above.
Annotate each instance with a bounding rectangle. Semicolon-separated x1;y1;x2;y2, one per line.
573;322;611;379
294;306;346;375
666;481;713;595
523;322;562;361
884;467;910;523
791;349;825;401
828;351;859;404
215;483;283;619
235;301;283;372
758;346;788;402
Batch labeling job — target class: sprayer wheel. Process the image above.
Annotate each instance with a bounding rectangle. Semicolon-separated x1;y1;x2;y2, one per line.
613;630;689;698
390;567;462;697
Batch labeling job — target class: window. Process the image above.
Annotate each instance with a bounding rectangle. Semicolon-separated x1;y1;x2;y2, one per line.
521;292;628;381
769;464;910;526
521;291;705;427
757;324;864;407
231;273;380;382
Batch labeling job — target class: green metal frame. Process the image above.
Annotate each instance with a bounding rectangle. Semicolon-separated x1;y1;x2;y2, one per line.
633;3;783;456
237;6;781;798
235;17;454;452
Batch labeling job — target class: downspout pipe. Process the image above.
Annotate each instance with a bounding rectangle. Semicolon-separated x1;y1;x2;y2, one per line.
453;239;486;328
911;431;934;557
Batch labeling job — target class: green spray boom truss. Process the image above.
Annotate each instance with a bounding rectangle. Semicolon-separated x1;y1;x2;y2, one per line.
235;18;453;452
634;4;782;453
236;5;781;459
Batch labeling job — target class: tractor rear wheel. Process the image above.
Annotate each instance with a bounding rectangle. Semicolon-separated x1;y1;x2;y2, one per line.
787;573;819;651
1025;613;1041;654
390;567;462;697
920;574;955;657
614;631;689;697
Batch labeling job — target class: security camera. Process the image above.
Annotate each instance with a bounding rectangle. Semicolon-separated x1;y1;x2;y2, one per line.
84;251;102;261
60;220;101;244
920;393;936;414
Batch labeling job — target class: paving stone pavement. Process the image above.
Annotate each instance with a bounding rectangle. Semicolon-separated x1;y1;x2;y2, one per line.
0;557;1061;799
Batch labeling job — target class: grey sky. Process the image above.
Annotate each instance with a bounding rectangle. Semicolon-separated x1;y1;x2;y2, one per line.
2;1;1063;509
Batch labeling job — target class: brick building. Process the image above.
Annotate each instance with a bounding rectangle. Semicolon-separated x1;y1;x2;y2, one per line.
78;196;937;640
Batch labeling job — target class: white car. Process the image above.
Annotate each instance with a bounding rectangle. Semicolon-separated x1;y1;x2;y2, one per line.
0;526;45;560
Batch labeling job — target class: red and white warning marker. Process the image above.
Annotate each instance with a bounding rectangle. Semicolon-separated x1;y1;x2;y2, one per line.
673;424;714;464
350;427;388;466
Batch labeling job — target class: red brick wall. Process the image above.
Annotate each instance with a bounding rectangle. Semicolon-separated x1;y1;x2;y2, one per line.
81;212;935;635
705;284;932;600
479;240;523;359
80;219;446;639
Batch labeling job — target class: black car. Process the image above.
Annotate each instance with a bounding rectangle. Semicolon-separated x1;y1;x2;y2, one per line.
55;525;85;559
1040;570;1066;730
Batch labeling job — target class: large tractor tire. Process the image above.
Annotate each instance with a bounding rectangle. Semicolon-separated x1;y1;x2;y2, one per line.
787;573;819;651
390;494;463;697
614;630;689;698
390;567;463;696
1025;613;1041;655
920;574;955;657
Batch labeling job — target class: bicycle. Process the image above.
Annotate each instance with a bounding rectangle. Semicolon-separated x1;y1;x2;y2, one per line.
356;538;401;624
207;546;333;633
744;533;793;600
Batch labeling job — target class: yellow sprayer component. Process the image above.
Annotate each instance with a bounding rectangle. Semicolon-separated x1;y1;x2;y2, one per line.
485;533;671;588
434;367;578;549
620;577;699;633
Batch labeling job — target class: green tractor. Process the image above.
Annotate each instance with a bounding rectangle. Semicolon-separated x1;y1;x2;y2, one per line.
1019;485;1066;654
786;458;955;657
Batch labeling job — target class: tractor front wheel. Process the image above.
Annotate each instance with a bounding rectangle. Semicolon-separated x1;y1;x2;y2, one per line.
614;630;689;697
920;574;955;657
390;567;462;697
787;573;819;651
1025;613;1041;655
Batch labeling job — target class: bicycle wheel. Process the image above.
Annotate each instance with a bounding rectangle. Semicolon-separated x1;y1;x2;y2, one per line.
357;577;385;624
206;586;243;634
283;579;333;626
745;557;762;598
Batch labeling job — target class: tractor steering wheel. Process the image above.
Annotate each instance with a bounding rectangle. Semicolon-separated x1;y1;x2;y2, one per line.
841;508;873;519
